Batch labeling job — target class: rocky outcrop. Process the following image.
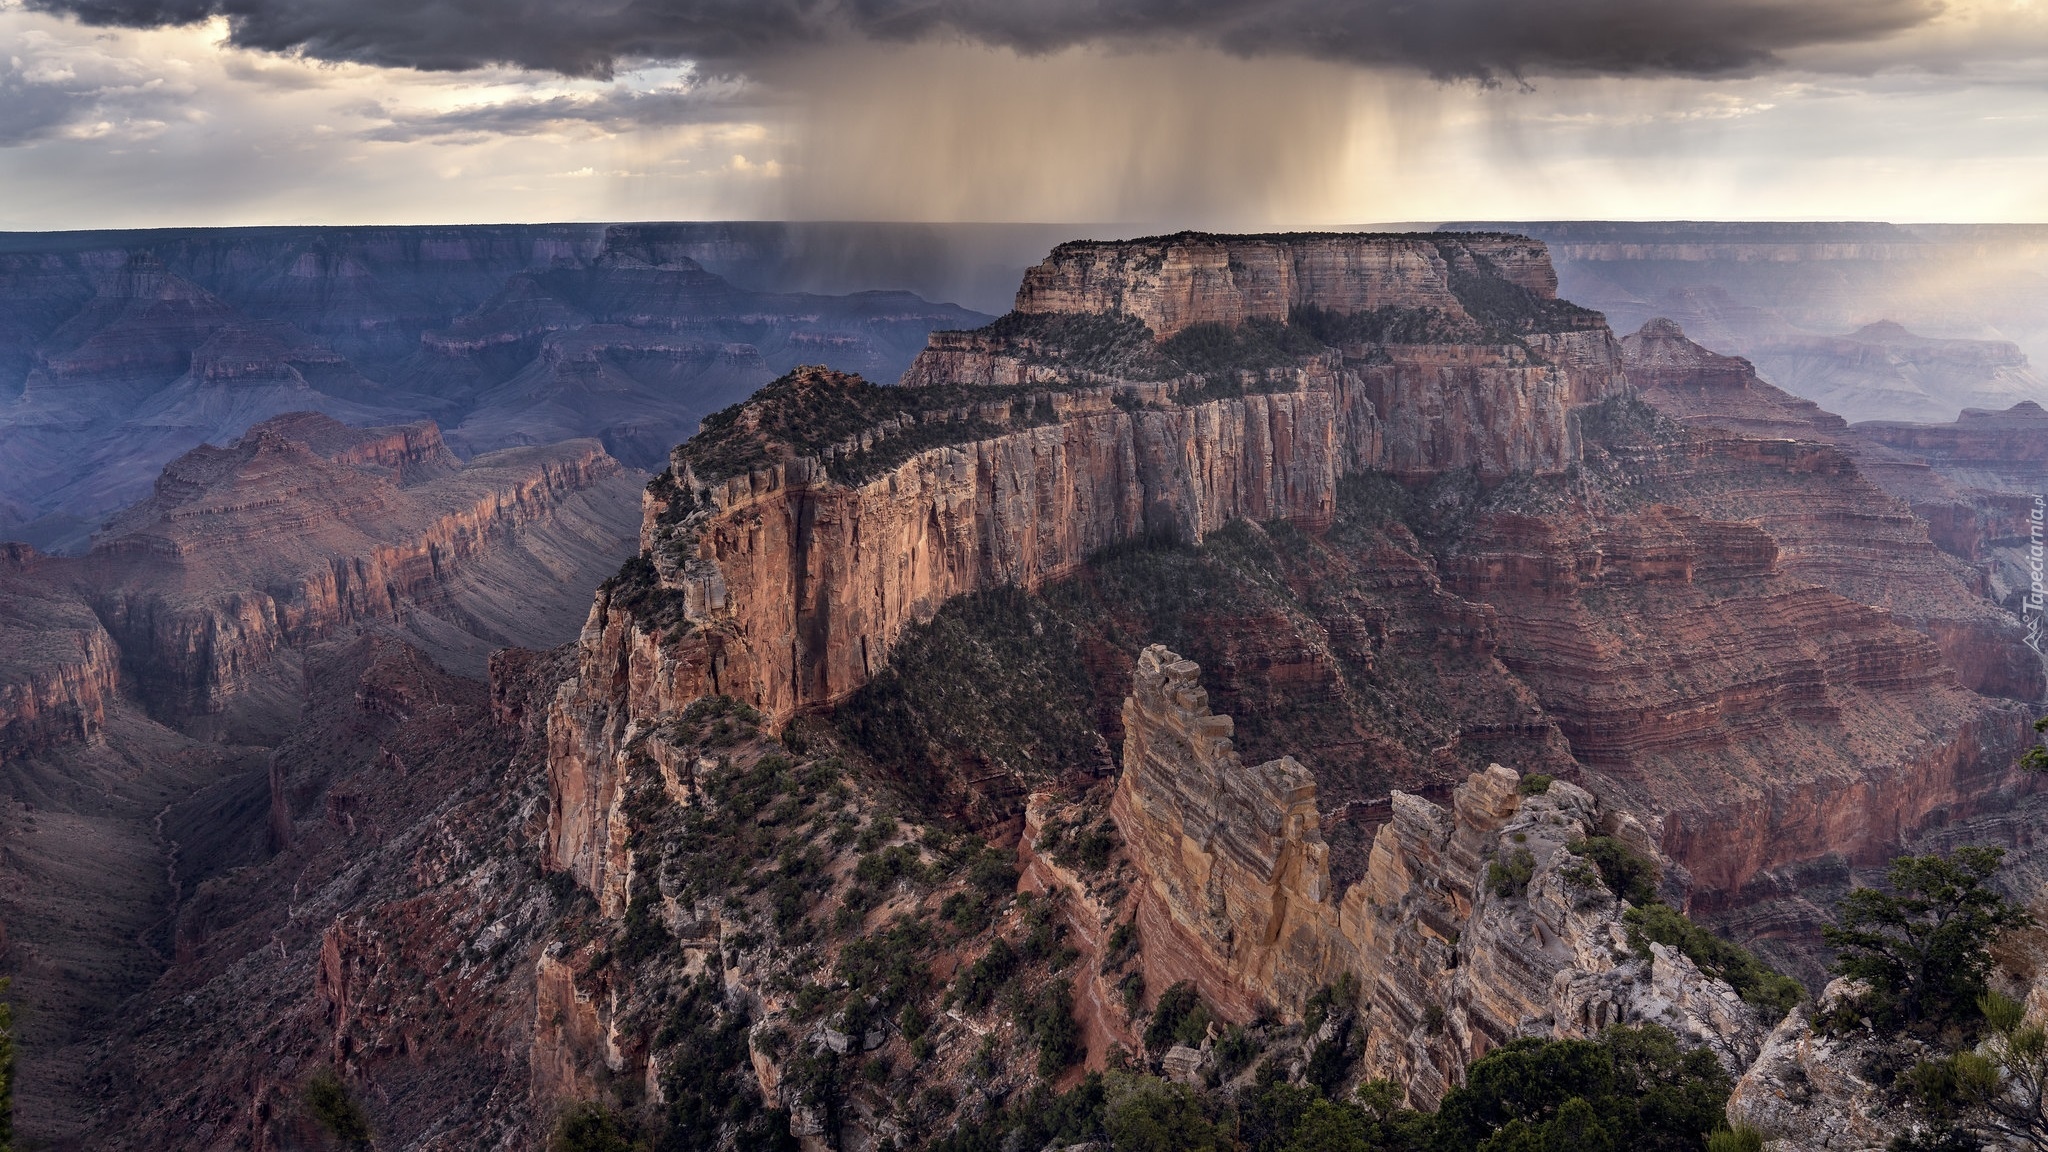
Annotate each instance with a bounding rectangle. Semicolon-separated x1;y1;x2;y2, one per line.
0;544;119;757
1012;233;1558;338
1109;645;1772;1106
1623;318;1846;437
1725;980;1912;1152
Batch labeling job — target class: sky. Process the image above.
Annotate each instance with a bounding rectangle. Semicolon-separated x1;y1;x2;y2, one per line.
4;0;2048;229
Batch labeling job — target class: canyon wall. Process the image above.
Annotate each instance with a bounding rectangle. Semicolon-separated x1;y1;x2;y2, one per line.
545;231;2038;962
1624;318;2046;704
0;412;643;748
1110;645;1770;1106
0;544;120;757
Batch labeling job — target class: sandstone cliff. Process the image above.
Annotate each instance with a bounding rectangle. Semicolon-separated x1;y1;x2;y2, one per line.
1110;645;1770;1107
546;232;1634;908
547;238;2039;938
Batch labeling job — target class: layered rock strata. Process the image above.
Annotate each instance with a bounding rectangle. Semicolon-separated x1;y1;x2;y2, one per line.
1012;233;1555;338
0;543;119;757
1110;645;1769;1106
1625;318;2045;702
547;236;2039;933
0;411;642;747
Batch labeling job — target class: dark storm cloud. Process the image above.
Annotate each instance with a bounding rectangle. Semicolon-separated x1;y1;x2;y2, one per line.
27;0;1942;80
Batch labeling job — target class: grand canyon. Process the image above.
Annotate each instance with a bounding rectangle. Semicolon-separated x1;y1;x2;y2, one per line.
0;220;2043;1151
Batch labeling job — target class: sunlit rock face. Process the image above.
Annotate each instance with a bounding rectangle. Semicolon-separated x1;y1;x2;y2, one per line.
1108;645;1771;1107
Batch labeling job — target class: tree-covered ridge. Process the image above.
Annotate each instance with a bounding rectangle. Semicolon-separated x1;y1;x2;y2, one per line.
676;365;1039;486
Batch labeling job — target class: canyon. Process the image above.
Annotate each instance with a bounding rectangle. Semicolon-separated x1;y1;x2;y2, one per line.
1;227;2045;1149
1480;220;2048;424
0;224;986;553
0;410;642;1141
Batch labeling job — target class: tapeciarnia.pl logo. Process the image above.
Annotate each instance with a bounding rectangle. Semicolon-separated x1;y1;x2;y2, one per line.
2028;494;2046;657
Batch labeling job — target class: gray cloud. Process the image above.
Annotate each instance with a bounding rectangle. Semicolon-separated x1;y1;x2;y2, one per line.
27;0;1942;80
356;81;745;141
0;62;89;146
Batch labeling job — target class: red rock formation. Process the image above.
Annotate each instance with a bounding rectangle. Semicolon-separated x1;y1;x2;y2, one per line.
547;246;2035;932
75;413;640;724
0;544;119;757
1011;233;1556;338
1109;645;1770;1106
1626;319;2045;703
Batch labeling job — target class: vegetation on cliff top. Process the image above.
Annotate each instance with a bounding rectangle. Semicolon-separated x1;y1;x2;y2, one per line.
678;365;1035;486
928;1022;1737;1152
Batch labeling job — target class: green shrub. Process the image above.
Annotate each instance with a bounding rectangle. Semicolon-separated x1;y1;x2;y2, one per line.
550;1102;634;1152
2018;715;2046;773
1303;972;1359;1038
1435;1024;1729;1152
1572;836;1662;905
1144;981;1214;1053
1104;1074;1221;1152
953;938;1018;1012
303;1069;372;1148
1517;774;1555;796
834;918;930;1010
1015;978;1084;1078
1624;903;1803;1019
1487;848;1536;899
856;815;898;852
854;844;927;888
1103;919;1139;973
924;1074;1107;1152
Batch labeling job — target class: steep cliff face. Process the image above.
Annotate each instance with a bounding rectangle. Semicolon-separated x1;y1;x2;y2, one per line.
76;413;641;727
0;544;119;757
1012;233;1471;337
548;237;2039;936
1109;646;1771;1107
1625;319;2045;703
546;233;1634;904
